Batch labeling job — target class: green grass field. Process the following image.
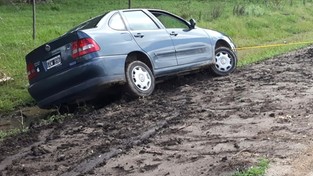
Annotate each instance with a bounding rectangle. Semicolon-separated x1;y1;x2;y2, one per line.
1;0;313;113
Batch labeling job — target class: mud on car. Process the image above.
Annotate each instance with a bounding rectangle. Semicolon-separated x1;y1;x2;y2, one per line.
26;9;237;108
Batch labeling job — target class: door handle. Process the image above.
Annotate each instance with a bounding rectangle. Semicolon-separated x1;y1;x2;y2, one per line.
134;33;144;38
170;32;178;36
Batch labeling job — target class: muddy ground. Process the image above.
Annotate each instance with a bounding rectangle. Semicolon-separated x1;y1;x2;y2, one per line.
1;46;313;176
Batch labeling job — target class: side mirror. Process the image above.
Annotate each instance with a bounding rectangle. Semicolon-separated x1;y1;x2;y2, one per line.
189;19;196;29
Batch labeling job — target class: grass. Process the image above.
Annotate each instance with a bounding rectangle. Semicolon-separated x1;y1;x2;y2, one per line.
233;159;270;176
0;0;313;113
37;113;73;126
0;128;28;141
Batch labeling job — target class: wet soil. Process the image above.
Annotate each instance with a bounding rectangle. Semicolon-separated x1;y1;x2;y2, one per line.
1;46;313;176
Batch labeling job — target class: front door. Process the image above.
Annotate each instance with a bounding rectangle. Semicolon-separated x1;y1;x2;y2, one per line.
122;10;177;69
150;11;213;65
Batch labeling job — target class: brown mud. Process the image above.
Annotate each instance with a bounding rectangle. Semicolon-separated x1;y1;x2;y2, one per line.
1;46;313;176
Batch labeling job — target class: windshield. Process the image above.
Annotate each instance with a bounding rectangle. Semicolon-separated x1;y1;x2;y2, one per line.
67;13;107;33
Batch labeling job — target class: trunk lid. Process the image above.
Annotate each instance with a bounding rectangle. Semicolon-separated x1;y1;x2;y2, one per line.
26;31;88;84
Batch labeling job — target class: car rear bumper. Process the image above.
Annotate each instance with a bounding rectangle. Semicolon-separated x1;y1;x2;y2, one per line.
36;75;124;108
28;55;126;108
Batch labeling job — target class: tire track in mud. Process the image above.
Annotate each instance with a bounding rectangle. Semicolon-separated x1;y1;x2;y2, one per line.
0;80;198;175
61;118;173;176
0;128;54;173
1;46;313;175
89;46;313;176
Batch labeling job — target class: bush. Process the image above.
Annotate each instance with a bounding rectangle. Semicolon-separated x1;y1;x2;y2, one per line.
245;5;265;16
233;4;245;16
211;5;222;19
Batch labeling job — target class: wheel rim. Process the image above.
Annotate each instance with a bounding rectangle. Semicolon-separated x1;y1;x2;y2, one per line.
215;51;233;72
131;65;152;91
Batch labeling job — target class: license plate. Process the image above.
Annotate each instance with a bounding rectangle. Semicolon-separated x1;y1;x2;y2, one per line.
46;55;62;70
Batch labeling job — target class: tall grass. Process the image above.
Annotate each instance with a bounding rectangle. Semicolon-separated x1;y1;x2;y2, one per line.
0;0;313;112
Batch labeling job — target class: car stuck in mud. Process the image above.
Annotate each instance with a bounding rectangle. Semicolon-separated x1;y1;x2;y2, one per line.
2;46;313;175
25;9;237;108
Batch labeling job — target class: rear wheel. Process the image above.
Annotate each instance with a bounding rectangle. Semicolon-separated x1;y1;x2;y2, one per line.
211;47;237;76
125;61;155;97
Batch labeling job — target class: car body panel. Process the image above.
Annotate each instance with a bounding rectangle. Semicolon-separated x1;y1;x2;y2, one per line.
203;29;237;51
26;8;237;108
128;29;178;69
168;28;213;65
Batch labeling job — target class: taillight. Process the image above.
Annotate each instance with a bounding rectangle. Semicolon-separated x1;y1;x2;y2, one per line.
27;63;37;80
71;38;100;59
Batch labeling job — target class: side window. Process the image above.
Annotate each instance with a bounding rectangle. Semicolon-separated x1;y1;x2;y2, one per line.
109;13;126;31
123;11;159;30
152;12;189;29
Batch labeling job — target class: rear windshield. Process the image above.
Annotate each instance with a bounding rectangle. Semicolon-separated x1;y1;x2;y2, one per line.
67;13;107;33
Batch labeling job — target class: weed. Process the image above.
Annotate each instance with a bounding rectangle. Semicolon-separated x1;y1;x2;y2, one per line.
233;4;245;16
233;159;269;176
50;4;60;11
38;113;73;126
0;109;30;140
245;5;265;16
211;5;222;19
264;0;283;8
0;128;28;140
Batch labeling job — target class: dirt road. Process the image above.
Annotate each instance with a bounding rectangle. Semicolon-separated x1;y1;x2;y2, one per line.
1;46;313;176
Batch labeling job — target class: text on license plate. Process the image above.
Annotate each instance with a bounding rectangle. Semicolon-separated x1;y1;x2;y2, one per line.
46;55;62;70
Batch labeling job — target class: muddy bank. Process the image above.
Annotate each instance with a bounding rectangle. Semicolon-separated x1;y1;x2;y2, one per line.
1;46;313;175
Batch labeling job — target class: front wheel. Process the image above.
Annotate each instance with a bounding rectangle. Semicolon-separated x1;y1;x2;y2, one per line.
210;47;237;76
125;61;155;97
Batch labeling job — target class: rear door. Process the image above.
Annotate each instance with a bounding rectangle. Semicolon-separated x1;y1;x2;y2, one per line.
122;10;177;69
150;11;213;66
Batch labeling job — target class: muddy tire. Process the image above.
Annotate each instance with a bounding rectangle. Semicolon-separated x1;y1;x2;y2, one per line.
210;47;237;76
125;61;155;97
